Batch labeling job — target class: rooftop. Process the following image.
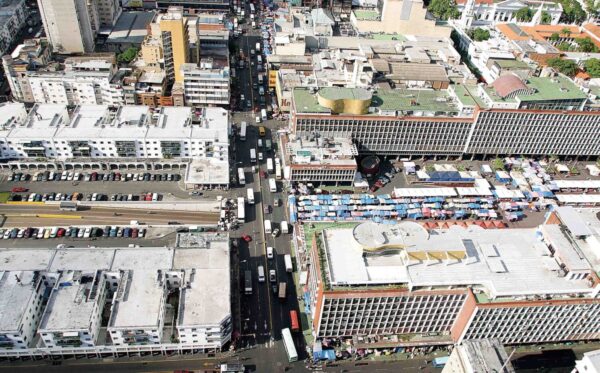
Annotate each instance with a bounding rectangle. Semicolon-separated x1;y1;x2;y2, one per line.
294;87;461;115
484;75;587;103
457;339;515;373
320;222;595;299
176;239;231;327
0;271;38;333
39;271;101;332
353;9;380;21
285;134;358;166
109;270;165;329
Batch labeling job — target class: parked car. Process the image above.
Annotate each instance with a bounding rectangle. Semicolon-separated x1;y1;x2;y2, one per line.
242;234;252;242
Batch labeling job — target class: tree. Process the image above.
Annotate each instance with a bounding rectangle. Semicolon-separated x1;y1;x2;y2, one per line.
556;41;573;51
515;7;533;22
541;11;553;24
469;28;491;41
550;32;560;42
427;0;460;20
547;57;579;76
556;0;586;24
577;37;598;52
584;58;600;77
562;27;572;36
117;47;139;64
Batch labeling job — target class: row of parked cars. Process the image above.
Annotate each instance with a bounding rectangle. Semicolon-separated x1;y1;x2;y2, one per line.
7;171;182;183
10;192;162;202
1;226;147;240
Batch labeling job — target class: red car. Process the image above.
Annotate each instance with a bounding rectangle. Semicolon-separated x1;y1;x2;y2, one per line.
259;170;266;179
11;187;28;193
57;228;66;237
145;193;153;201
242;234;252;242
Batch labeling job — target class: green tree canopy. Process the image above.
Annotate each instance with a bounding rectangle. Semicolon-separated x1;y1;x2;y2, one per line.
541;11;553;24
556;41;574;51
556;0;587;24
515;7;533;21
584;58;600;77
427;0;460;20
550;32;560;41
547;57;579;76
577;37;598;52
117;47;139;64
469;28;491;41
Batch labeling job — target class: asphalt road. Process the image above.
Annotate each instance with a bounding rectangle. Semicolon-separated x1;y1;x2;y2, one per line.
0;204;219;227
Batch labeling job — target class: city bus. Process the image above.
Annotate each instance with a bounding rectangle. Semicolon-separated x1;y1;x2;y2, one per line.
249;3;255;14
238;167;245;185
257;265;265;282
244;270;252;294
275;163;282;180
250;149;256;163
237;197;245;222
240;121;247;141
246;188;255;204
290;310;300;332
282;328;298;362
268;178;277;192
284;254;293;273
266;157;274;173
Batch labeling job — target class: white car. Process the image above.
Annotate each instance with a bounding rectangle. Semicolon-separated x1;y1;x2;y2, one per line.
3;230;11;239
267;246;274;259
255;116;261;123
83;227;92;238
37;228;45;239
269;269;276;283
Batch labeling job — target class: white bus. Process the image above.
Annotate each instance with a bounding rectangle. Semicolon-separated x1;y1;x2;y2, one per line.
238;167;246;185
237;197;245;222
269;178;277;192
240;121;247;141
264;219;272;234
257;265;265;282
282;328;298;362
275;164;282;181
250;149;257;163
256;42;260;51
284;254;293;273
246;188;255;204
281;220;289;234
249;3;255;14
261;108;267;121
267;158;274;173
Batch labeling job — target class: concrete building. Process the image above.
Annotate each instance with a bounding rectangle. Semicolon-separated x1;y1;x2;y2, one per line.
1;39;52;103
0;271;45;350
0;0;28;57
291;84;600;158
38;0;96;54
0;236;232;358
108;270;167;346
574;350;600;373
456;0;562;26
281;134;358;184
159;7;189;83
181;58;230;107
303;220;600;346
156;0;231;11
442;339;514;373
96;0;121;27
350;0;451;38
38;271;107;348
175;238;232;348
0;103;230;167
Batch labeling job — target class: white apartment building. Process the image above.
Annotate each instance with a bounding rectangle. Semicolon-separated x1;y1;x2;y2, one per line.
96;0;121;27
0;271;45;350
0;104;230;162
26;58;124;107
175;240;232;348
181;60;230;107
282;134;358;184
442;339;515;373
108;270;167;346
456;0;562;26
38;0;96;54
0;0;28;56
0;238;232;359
38;271;107;348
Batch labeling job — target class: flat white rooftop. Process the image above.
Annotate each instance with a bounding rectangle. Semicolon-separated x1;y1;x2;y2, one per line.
185;158;230;185
176;240;231;327
50;249;115;272
109;270;165;329
110;248;174;270
322;222;594;298
0;271;37;333
0;249;54;271
39;272;99;332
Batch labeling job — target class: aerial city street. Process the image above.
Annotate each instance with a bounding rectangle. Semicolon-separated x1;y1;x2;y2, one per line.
1;0;600;372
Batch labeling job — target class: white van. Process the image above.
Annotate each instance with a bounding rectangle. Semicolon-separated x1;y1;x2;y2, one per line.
264;219;272;234
257;265;265;282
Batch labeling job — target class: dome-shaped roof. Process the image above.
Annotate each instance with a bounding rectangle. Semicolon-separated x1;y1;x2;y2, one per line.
492;74;528;98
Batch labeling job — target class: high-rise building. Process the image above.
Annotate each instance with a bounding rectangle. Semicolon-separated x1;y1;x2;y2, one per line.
159;6;189;83
96;0;122;27
37;0;97;54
